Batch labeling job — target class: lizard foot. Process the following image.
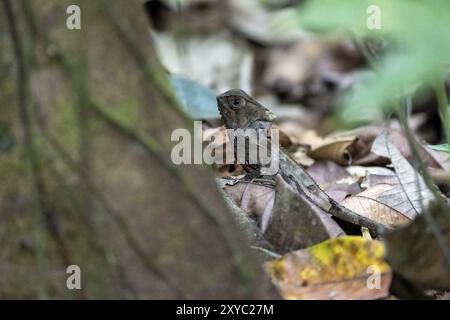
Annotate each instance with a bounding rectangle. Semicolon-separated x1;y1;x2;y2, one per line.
242;174;276;188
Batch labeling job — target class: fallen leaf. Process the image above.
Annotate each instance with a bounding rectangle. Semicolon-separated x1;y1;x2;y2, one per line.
307;160;362;202
346;165;397;189
291;147;315;167
263;176;344;253
342;184;411;228
222;179;275;222
298;130;356;165
203;126;244;176
345;126;443;168
371;131;435;219
307;160;349;183
386;202;450;290
266;236;392;299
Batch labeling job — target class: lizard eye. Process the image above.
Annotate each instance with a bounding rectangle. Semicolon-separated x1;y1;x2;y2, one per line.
230;97;245;109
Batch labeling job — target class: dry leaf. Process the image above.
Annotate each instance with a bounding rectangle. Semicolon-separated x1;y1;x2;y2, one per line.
342;184;411;228
291;147;315;167
307;160;362;202
345;126;443;168
266;236;392;300
371;131;435;219
222;180;275;221
298;130;356;165
263;176;344;253
386;202;450;290
203;126;244;176
346;165;397;189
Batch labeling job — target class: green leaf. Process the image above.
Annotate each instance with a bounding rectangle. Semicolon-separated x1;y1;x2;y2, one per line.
288;0;450;127
428;144;450;153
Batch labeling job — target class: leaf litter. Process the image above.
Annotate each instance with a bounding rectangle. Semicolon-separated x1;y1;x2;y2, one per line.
152;0;450;299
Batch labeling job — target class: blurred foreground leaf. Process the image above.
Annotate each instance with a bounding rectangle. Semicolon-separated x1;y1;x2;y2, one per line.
266;236;391;299
170;75;220;119
428;144;450;154
386;202;450;290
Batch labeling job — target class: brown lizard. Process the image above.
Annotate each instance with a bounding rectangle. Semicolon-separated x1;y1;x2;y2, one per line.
217;89;387;233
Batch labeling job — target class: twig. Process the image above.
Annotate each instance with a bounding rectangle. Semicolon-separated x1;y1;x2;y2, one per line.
434;77;450;184
250;246;281;260
429;169;450;186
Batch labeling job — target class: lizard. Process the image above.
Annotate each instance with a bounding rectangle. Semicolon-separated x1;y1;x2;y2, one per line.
217;89;387;233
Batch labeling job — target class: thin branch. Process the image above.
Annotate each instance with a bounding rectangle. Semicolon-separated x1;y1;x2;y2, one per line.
434;77;450;177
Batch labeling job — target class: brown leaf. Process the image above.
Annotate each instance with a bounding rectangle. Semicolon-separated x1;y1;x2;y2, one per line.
346;165;397;189
371;131;435;219
222;180;275;221
345;126;443;168
203;126;244;176
266;236;392;299
307;161;362;202
386;202;450;290
342;184;411;228
263;176;344;253
298;130;356;165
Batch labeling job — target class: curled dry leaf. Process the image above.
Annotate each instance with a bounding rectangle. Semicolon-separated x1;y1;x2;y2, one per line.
266;236;392;300
341;131;441;228
298;130;356;165
345;126;444;168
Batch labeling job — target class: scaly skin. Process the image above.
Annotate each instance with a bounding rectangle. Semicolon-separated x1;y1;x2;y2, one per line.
217;89;276;178
216;89;387;233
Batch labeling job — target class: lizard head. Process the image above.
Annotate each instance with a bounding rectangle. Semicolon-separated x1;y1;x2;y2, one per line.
217;89;276;130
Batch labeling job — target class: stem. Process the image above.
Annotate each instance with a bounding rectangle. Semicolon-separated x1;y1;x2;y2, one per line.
434;78;450;162
396;98;450;270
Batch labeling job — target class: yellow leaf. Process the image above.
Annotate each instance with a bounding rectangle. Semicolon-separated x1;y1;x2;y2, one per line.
266;236;392;299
